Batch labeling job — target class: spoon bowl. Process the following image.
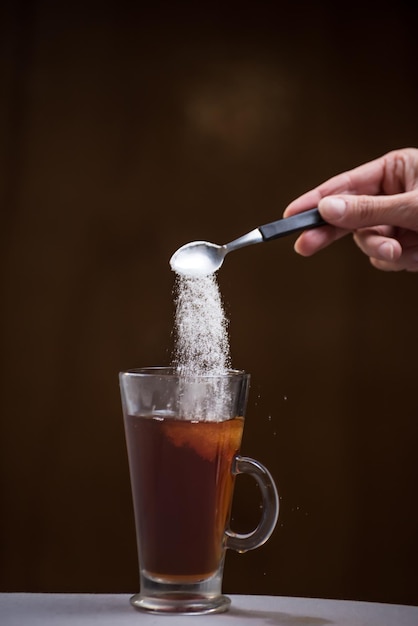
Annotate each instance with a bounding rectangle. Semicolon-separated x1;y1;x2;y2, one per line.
170;241;226;277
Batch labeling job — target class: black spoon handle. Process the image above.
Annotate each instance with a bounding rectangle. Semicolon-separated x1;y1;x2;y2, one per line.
259;208;327;242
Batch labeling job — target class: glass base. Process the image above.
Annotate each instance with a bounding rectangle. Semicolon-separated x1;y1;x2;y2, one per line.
130;592;231;615
131;569;231;615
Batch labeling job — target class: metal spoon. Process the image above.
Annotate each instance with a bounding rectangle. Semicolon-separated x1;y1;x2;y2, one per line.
170;208;326;276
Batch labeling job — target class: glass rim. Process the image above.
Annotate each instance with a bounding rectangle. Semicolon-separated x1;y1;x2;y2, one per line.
119;366;249;379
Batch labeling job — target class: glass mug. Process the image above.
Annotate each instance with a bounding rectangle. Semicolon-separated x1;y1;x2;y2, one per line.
119;367;279;615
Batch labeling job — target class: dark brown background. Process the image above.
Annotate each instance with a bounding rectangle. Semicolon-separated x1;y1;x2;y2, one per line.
1;0;417;606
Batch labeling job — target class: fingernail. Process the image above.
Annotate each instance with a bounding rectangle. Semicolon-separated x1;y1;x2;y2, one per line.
319;197;347;220
379;242;395;261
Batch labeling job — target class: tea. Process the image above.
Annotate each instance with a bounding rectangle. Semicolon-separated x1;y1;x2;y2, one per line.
124;414;244;582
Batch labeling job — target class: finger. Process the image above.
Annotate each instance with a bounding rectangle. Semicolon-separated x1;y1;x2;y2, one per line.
353;229;403;262
318;191;418;231
284;148;418;220
284;189;325;217
283;155;386;218
293;225;349;256
336;148;418;195
370;245;418;272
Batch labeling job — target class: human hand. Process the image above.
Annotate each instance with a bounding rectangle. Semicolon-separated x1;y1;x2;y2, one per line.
283;148;418;272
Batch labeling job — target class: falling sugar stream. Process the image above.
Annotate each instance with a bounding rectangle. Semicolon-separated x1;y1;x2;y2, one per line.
173;274;232;420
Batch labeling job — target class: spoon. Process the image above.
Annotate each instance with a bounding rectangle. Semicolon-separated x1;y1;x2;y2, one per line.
170;208;326;276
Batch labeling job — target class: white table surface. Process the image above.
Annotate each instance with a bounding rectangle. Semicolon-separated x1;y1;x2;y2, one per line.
1;593;417;626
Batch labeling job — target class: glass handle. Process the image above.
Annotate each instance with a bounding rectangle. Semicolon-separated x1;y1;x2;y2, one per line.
225;455;279;553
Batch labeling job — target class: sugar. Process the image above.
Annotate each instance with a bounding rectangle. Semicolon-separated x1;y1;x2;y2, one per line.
173;274;230;377
172;273;231;420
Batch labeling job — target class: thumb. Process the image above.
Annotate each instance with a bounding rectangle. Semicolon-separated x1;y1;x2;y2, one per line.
318;191;418;230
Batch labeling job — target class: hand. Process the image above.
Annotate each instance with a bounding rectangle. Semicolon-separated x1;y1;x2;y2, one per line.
283;148;418;272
